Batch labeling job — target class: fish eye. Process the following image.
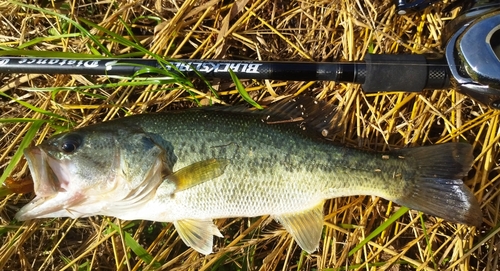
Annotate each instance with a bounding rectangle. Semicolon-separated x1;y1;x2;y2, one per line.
60;134;82;153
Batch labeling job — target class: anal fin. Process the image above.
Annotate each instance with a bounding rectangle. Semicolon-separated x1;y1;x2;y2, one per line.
174;219;223;255
273;201;325;254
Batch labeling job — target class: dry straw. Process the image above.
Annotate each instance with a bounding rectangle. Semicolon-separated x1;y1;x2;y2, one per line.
0;0;498;270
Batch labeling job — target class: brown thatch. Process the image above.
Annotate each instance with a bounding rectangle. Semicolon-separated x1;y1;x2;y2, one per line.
0;0;498;270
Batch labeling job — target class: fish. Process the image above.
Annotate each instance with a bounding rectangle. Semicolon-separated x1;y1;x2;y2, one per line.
14;96;482;255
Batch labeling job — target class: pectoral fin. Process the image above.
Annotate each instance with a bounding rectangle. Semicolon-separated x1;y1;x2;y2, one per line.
273;201;325;254
174;219;223;255
169;158;229;192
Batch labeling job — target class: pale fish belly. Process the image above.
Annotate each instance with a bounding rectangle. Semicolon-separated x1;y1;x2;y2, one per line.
142;164;339;222
132;153;365;255
139;142;388;222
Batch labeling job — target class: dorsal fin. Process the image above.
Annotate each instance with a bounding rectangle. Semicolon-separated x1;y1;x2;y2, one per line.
199;95;343;138
263;96;344;138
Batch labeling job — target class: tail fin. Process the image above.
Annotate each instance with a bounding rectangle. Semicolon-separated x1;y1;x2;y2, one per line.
394;143;482;227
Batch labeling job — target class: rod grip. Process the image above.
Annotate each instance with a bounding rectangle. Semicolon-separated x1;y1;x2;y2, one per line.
362;54;449;93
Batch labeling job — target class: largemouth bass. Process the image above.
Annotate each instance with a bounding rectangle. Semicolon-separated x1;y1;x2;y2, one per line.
15;97;482;254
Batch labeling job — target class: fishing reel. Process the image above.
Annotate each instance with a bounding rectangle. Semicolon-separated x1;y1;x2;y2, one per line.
444;1;500;108
394;0;435;14
396;0;500;108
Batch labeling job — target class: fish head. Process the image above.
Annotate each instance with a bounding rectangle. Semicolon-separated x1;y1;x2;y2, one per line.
16;125;167;221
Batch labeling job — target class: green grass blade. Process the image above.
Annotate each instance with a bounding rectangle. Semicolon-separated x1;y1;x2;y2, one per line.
25;79;174;93
18;33;82;49
107;221;161;268
132;16;161;24
229;69;263;109
8;0;112;56
117;17;140;45
78;17;197;90
78;18;167;63
323;260;411;270
0;49;108;58
348;206;409;256
0;118;51;123
0;187;13;197
0;120;44;186
419;214;436;269
0;92;67;121
78;18;142;51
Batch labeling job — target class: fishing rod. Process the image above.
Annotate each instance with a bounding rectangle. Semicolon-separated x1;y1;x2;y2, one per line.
0;0;499;108
0;55;450;93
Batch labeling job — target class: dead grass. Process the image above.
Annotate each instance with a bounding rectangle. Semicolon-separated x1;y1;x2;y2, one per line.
0;0;498;270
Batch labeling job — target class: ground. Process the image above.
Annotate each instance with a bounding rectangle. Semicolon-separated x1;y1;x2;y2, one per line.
0;0;499;270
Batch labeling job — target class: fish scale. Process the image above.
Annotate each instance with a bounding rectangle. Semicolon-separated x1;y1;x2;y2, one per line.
16;97;482;255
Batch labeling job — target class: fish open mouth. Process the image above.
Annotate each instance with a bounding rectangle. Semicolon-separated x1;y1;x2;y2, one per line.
14;146;75;221
23;146;62;197
15;142;164;221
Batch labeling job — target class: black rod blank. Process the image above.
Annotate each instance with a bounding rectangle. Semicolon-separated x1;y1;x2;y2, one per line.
0;54;450;92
